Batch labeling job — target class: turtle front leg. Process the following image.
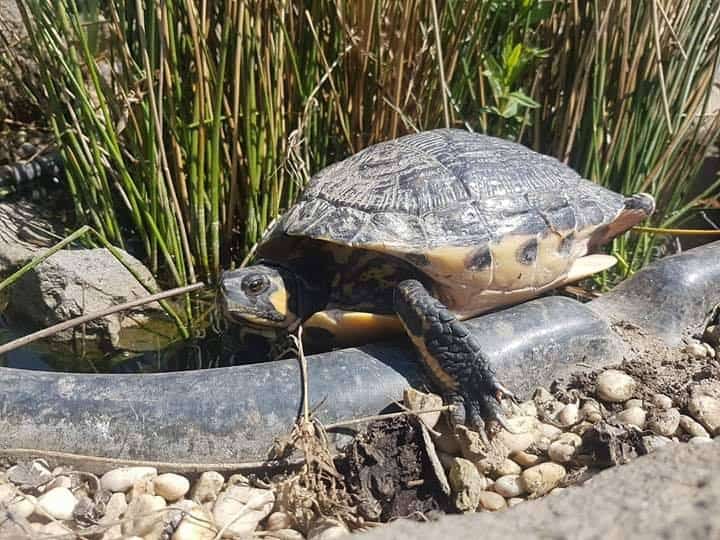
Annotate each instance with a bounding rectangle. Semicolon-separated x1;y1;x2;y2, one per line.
393;279;514;439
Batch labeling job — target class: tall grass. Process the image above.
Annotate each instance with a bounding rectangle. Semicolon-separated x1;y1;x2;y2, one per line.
7;0;720;289
533;1;720;278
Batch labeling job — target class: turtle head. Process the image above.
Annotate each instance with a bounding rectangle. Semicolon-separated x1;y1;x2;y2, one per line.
219;262;328;331
590;192;656;249
219;264;299;330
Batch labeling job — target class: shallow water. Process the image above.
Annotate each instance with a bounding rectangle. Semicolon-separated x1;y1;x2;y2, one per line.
0;317;238;373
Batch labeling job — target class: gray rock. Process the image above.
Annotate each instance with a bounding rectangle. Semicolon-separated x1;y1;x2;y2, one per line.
0;201;60;272
101;466;157;493
153;473;190;502
100;492;128;540
477;491;506;511
35;486;78;520
646;408;681;437
596;370;637;402
8;247;166;347
190;471;225;503
688;395;720;435
448;458;484;512
122;493;166;537
679;415;710;439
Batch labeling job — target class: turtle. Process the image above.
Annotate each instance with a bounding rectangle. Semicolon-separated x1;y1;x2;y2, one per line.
219;128;654;434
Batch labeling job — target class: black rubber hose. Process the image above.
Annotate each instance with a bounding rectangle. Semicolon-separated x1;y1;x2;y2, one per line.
0;241;718;465
0;151;64;195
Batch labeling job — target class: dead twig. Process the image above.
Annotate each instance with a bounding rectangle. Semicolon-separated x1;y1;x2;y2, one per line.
323;405;454;430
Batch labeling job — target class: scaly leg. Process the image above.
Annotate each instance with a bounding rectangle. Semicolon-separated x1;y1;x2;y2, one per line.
394;279;514;439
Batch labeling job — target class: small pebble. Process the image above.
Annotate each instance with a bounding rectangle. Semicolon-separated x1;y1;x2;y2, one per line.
651;394;673;410
642;435;672;453
493;474;525;498
557;403;580;427
704;343;716;358
213;483;275;537
625;399;644;410
507;497;524;507
520;463;566;497
6;493;36;519
100;492;127;540
449;458;483;512
596;370;636;402
455;426;488;461
477;491;507;511
153;473;190;501
497;430;535;455
684;342;708;358
679;415;711;438
510;450;542;468
48;475;73;490
122;494;167;537
36;487;78;521
493;458;522;478
688;395;720;435
548;433;582;463
497;415;539;454
581;401;603;423
101;467;157;493
190;471;225;503
533;435;553;453
615;406;646;429
267;511;293;531
403;388;443;429
646;408;680;437
538;423;563;441
689;436;715;446
129;475;155;500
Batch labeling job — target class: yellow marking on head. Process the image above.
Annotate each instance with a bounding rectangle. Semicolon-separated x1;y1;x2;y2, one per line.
268;276;288;317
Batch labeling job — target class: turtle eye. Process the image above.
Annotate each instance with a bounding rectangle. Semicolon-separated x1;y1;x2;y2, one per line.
242;274;269;296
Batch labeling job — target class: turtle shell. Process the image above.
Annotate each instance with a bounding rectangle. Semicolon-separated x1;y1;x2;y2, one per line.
271;129;623;248
262;129;635;317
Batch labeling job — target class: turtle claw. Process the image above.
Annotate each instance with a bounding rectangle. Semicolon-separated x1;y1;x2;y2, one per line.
446;390;516;442
493;381;517;404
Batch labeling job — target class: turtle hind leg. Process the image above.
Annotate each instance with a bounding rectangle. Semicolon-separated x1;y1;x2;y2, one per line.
393;279;513;438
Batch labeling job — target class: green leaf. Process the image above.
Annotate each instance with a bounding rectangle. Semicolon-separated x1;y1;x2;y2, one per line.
506;44;523;72
499;98;519;118
482;55;506;99
508;90;540;108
